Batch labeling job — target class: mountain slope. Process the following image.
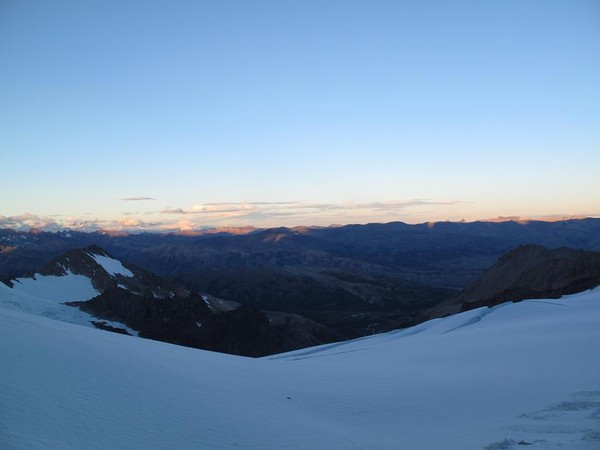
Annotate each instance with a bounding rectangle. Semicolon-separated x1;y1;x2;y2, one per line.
38;245;188;298
1;289;599;449
422;245;600;320
68;288;282;357
0;257;136;333
0;245;187;333
0;246;343;355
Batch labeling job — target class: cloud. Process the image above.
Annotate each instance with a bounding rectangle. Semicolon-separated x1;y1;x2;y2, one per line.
161;202;302;215
154;199;470;227
162;200;462;214
0;200;467;232
1;204;597;233
0;214;165;233
1;215;60;232
121;197;155;201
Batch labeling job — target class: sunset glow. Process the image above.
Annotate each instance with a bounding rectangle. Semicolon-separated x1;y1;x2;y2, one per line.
1;1;598;231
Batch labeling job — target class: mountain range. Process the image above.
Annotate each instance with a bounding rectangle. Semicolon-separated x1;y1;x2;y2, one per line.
2;218;599;338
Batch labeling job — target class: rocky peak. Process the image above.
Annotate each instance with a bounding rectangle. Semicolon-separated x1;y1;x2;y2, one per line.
40;246;188;299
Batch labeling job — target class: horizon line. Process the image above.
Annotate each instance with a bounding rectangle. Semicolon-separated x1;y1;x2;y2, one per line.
0;214;597;235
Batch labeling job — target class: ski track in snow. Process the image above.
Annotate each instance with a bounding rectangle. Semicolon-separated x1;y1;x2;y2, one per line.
484;390;600;449
0;289;599;449
441;302;511;335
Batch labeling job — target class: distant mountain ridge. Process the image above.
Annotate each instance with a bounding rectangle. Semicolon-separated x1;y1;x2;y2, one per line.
2;218;599;281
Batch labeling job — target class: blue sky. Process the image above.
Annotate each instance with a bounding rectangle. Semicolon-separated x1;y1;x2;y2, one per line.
1;0;599;231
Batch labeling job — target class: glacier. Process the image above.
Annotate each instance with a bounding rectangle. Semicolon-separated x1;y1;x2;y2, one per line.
0;290;599;449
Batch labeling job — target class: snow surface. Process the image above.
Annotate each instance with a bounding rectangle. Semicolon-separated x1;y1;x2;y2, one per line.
0;272;137;335
1;290;599;449
90;253;134;277
7;271;99;302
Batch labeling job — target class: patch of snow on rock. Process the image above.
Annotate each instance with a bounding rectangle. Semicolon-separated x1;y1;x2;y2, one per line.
201;293;211;308
90;253;134;278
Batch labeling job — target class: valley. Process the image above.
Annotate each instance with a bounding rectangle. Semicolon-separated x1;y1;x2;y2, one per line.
1;218;599;341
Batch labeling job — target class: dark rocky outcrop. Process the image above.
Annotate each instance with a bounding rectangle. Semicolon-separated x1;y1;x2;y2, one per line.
67;288;280;356
419;245;600;321
90;321;131;335
69;286;345;357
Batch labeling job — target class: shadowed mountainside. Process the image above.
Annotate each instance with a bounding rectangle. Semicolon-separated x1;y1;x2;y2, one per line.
2;246;343;356
420;244;600;321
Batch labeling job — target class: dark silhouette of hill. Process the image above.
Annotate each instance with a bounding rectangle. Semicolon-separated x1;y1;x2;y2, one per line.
420;244;600;321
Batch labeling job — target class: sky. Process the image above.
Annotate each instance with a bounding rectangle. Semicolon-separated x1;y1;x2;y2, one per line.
1;0;599;232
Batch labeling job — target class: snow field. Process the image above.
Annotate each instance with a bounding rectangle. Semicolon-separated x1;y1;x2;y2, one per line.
0;272;136;335
1;290;599;449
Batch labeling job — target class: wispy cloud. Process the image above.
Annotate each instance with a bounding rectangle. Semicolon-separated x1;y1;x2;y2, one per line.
121;197;155;201
156;199;470;228
161;200;465;215
161;202;302;215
